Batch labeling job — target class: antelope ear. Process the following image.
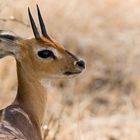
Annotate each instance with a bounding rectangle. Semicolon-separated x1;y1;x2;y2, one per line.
0;30;21;58
0;30;21;41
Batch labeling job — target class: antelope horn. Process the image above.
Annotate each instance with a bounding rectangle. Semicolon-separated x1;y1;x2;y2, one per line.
28;7;40;39
36;4;51;40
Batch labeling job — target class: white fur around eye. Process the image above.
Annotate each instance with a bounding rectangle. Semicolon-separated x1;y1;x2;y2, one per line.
50;48;62;58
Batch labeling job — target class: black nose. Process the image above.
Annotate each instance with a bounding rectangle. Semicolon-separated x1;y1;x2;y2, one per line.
76;60;85;69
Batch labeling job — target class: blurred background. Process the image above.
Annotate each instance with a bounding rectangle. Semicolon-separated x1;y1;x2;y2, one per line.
0;0;140;140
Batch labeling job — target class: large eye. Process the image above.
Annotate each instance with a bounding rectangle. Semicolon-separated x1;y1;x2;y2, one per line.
38;49;56;59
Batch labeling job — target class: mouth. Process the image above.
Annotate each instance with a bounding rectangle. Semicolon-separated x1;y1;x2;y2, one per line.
64;71;82;76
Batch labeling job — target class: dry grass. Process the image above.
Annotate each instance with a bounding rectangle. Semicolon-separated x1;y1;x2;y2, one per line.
1;0;140;140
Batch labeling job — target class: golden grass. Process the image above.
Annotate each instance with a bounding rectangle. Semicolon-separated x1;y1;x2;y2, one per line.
1;0;140;140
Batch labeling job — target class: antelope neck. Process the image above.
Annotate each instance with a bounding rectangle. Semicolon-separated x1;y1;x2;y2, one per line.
14;61;48;134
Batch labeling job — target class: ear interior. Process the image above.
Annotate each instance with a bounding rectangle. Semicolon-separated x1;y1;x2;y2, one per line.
0;30;20;58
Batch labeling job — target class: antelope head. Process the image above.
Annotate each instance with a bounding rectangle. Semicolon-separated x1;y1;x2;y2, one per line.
0;5;85;81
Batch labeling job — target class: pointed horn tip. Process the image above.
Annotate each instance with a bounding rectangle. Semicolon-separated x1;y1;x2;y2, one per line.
36;4;40;14
28;7;31;15
28;7;30;12
36;4;39;8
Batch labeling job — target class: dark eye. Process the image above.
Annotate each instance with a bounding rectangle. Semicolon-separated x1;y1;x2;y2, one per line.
38;50;56;59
